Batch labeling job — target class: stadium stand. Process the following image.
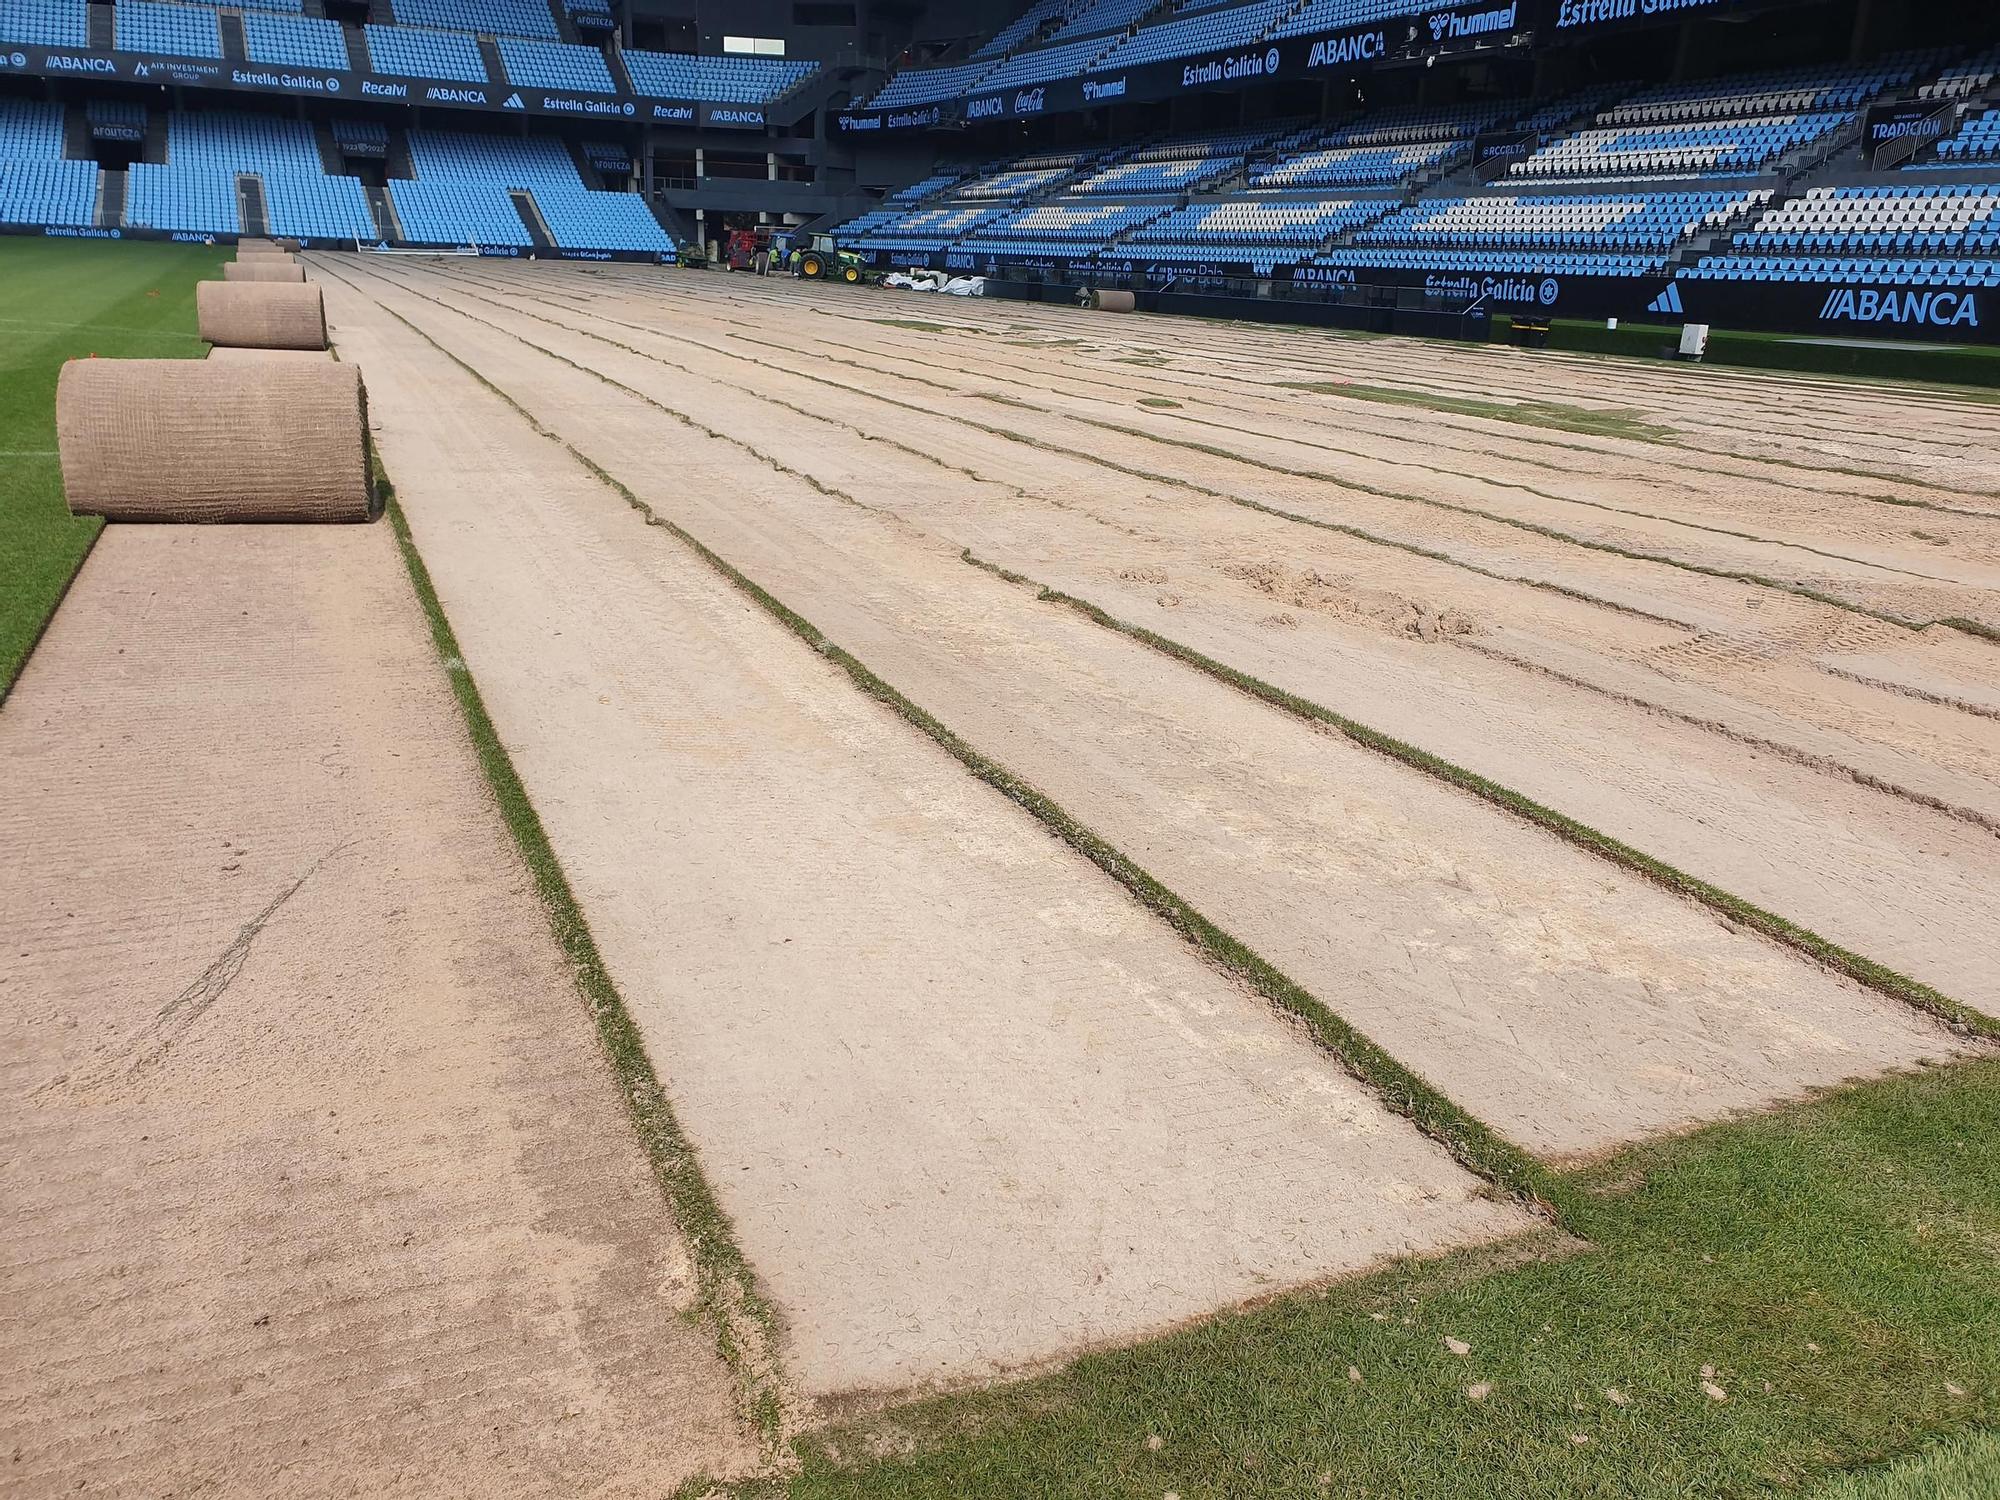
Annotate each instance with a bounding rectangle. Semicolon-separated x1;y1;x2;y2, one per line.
125;111;376;239
1687;184;2000;273
1934;111;2000;166
1119;197;1395;270
1092;0;1293;69
1044;0;1162;43
389;0;557;40
1598;58;1926;124
242;12;350;71
1267;0;1426;39
974;36;1116;91
1252;142;1457;188
1507;114;1848;180
389;128;671;251
968;0;1070;58
332;118;390;156
866;62;1001;108
1919;45;2000;101
113;0;221;58
621;49;819;102
86;99;147;141
0;99;96;230
496;36;617;92
365;23;488;82
0;0;88;46
956;199;1172;258
1072;151;1243;194
849;202;1014;255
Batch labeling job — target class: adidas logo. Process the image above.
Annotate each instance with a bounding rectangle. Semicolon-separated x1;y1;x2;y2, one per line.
502;92;524;109
1648;282;1684;316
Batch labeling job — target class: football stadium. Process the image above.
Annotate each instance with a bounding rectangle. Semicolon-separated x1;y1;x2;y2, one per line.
2;0;1998;1495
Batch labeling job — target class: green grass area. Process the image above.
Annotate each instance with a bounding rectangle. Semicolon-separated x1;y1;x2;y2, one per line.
1278;380;1678;442
0;238;222;699
770;1062;1998;1499
1811;1430;2000;1499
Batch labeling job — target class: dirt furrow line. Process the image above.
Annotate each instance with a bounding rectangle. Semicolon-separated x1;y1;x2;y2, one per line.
403;264;2000;763
320;265;1531;1402
454;267;2000;636
609;269;2000;492
326;264;1981;1164
528;268;2000;519
342;258;2000;1024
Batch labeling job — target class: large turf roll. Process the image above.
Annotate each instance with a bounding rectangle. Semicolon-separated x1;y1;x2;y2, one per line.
236;237;277;254
197;280;327;350
1088;288;1137;313
223;259;306;283
57;358;373;523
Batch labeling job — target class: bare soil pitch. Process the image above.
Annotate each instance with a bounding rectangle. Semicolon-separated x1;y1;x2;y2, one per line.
0;525;751;1495
323;273;1531;1400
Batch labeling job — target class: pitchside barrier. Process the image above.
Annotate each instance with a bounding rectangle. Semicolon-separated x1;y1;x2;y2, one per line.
868;250;2000;347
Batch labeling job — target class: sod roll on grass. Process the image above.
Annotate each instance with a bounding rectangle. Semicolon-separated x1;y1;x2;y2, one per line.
56;358;373;522
223;260;305;284
1086;288;1137;312
196;281;327;350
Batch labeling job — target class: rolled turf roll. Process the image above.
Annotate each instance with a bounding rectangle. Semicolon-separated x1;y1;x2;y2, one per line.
57;358;373;523
223;260;306;283
197;280;327;350
1083;288;1136;312
236;237;278;254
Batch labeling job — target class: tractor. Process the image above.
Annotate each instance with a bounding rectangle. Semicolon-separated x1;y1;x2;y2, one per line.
795;233;867;284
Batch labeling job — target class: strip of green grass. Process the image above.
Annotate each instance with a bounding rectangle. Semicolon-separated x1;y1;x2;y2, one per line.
1808;1430;2000;1499
768;1061;2000;1499
1277;380;1678;443
0;238;222;700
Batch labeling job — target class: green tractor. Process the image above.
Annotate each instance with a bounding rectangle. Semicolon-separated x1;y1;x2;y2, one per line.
795;233;867;284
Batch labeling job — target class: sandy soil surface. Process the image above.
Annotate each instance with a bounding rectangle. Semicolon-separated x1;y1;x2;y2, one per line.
319;273;1527;1401
0;525;752;1495
321;260;1971;1165
205;345;334;361
333;260;2000;1020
